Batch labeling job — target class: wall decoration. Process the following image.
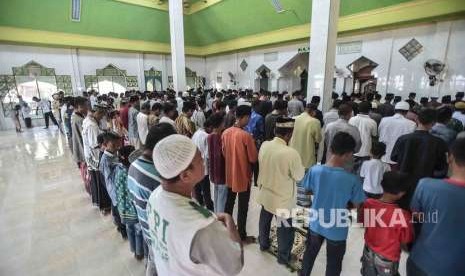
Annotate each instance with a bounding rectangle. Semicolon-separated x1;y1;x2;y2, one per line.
337;41;362;55
298;47;310;53
56;75;73;94
0;61;73;117
216;72;223;83
85;64;138;93
144;68;163;91
264;52;278;62
240;59;248;72
399;38;423;61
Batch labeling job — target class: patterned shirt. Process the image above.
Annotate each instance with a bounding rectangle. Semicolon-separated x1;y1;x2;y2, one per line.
174;113;196;138
114;164;138;223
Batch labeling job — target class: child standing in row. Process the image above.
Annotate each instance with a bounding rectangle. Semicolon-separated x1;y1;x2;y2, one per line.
360;171;414;276
114;145;144;260
360;141;391;199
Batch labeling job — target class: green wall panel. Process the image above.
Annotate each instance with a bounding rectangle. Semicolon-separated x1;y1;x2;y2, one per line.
0;0;170;43
185;0;413;46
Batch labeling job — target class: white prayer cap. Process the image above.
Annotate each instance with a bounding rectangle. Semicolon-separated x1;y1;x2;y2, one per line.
371;102;378;109
395;101;410;111
182;91;190;97
153;134;197;179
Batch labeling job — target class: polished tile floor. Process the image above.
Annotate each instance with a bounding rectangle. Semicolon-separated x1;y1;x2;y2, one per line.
0;128;408;276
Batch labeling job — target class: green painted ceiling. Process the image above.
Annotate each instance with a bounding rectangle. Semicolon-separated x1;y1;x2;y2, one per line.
0;0;441;47
0;0;171;43
186;0;413;46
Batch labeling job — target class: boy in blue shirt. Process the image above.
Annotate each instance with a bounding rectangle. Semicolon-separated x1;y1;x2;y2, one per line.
300;132;366;276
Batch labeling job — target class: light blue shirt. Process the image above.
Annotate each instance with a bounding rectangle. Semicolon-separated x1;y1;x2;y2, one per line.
303;165;365;241
99;150;119;206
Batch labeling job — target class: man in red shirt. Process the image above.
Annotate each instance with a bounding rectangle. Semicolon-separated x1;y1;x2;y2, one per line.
360;171;414;276
119;99;130;130
222;105;258;243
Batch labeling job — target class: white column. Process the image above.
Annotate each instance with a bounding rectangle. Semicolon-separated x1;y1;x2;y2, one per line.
168;0;186;92
70;48;83;95
306;0;340;112
162;54;169;90
137;53;145;91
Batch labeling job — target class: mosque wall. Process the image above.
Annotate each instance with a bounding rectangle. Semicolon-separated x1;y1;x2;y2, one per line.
205;19;465;99
0;19;464;100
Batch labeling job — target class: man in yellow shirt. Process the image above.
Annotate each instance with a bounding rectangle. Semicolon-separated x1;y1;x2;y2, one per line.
257;117;305;266
290;103;322;168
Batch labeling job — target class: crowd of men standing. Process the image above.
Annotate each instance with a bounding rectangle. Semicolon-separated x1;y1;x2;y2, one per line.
28;87;465;275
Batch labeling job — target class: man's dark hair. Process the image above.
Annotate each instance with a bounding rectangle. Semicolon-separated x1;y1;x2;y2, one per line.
311;96;321;104
216;101;226;110
273;100;288;111
330;132;356;155
381;171;410;194
74;96;88;108
209;112;225;128
141;101;151;111
151;102;162;111
338;104;353;117
371;141;386;158
163;102;176;114
437;106;453;124
306;103;318;112
227;100;238;109
144;123;177;151
375;94;382;101
102;131;121;143
182;101;196;113
332;99;342;109
275;117;295;137
450;138;465;166
119;145;135;167
129;96;139;103
358;101;371;114
216;92;223;99
417;108;437;125
236;105;252;118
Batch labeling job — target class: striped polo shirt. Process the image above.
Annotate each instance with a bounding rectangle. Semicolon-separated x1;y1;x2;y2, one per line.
127;155;162;243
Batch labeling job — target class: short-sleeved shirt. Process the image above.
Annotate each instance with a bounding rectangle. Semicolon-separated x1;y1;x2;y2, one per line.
361;199;413;261
302;165;365;241
360;159;391;194
409;178;465;276
222;126;258;193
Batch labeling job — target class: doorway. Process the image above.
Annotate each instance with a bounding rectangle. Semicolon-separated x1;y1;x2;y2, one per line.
347;56;378;95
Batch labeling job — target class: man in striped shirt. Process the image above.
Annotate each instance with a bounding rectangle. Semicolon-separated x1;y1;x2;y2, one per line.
127;122;176;275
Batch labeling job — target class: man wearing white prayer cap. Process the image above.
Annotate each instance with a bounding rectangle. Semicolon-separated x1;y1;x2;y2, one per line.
146;134;244;275
378;101;417;166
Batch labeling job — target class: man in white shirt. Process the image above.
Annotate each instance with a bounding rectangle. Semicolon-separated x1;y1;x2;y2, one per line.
191;119;213;210
148;135;243;275
33;96;60;130
192;99;207;129
89;91;98;110
349;101;378;172
136;102;150;146
378;101;417;165
82;105;111;213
